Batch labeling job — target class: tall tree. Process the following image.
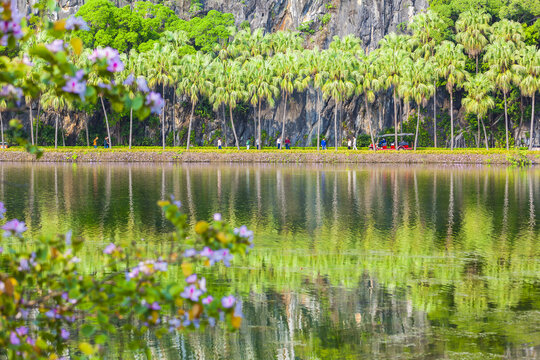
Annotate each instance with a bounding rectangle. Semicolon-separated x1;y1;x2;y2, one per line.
513;46;540;149
272;52;297;149
455;9;492;74
378;33;412;149
462;74;495;149
435;41;468;150
485;40;518;150
178;53;213;150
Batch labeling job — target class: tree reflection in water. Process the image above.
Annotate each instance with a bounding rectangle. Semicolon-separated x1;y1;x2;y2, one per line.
0;163;539;359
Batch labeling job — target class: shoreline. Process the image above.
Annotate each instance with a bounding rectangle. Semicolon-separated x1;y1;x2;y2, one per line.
0;148;538;165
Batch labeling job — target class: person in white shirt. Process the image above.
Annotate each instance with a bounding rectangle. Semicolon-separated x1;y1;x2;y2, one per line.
347;139;352;150
217;138;222;149
277;137;281;149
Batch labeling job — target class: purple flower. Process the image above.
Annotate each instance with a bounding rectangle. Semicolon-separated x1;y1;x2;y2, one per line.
210;249;234;267
136;76;149;92
200;247;213;258
9;332;19;345
202;295;213;305
123;73;135;86
149;301;161;310
208;317;216;327
18;258;29;271
145;92;164;114
107;58;124;73
235;225;254;242
0;281;4;292
183;248;197;258
89;47;119;62
62;77;86;100
65;16;89;31
221;295;236;309
46;39;66;53
234;299;243;318
103;243;116;254
60;328;69;340
154;260;167;272
168;318;181;332
97;82;111;90
2;219;27;236
0;202;6;219
65;230;72;246
213;213;222;221
180;285;203;302
15;327;28;336
0;85;23;105
185;274;197;284
26;337;35;346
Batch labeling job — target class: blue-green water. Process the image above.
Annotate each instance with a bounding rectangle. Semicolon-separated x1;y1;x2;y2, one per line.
1;163;539;359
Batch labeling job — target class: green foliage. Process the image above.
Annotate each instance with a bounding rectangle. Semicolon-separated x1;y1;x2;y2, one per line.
177;10;235;52
319;13;332;26
297;20;315;35
75;0;183;53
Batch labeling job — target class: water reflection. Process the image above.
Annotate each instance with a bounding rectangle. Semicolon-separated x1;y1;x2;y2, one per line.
1;163;539;359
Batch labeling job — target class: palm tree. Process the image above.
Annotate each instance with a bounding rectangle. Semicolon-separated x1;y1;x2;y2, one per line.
146;43;175;150
355;52;380;149
178;53;213;150
246;56;279;150
272;52;297;149
462;74;495;149
455;9;491;74
485;39;517;150
400;58;435;150
322;49;356;150
435;41;468;150
378;33;412;148
222;60;246;150
408;10;446;148
40;90;69;148
305;48;329;151
513;46;540;149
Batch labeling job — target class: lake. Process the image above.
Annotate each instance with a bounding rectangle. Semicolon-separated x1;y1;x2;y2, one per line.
1;163;539;359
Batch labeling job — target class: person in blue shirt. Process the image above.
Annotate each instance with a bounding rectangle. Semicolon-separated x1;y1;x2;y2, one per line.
104;137;110;149
321;138;327;150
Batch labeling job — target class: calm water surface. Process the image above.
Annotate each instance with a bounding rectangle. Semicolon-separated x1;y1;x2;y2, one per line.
1;163;539;360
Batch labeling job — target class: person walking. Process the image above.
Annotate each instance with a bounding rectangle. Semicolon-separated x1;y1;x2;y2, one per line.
217;138;222;149
93;136;99;149
103;137;109;149
277;137;281;150
256;138;260;150
321;138;327;150
246;139;250;150
285;138;291;150
353;137;357;150
347;138;352;150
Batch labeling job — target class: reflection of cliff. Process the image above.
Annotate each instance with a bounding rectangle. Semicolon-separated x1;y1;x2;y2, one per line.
1;164;539;358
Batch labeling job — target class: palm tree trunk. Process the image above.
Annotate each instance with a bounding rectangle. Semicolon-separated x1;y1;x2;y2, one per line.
257;100;262;150
317;90;321;151
475;55;478;75
55;113;58;149
229;106;240;150
414;105;421;151
450;91;454;150
0;112;4;147
172;88;176;147
162;83;165;150
334;99;338;151
85;115;89;147
100;95;112;149
222;104;227;146
35;98;41;145
481;117;489;150
365;97;376;151
393;88;398;150
433;83;437;148
517;96;524;147
29;100;34;145
529;94;536;150
504;91;509;151
281;92;288;150
129;107;133;149
187;101;195;150
477;115;481;148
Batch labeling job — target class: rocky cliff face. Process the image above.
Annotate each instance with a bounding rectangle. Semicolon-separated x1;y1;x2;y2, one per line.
16;0;433;147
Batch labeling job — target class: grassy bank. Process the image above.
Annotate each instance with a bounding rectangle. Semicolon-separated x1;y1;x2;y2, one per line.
0;147;537;165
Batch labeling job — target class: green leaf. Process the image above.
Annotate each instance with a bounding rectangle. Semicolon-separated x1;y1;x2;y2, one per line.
95;334;108;344
81;324;96;337
132;95;143;111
